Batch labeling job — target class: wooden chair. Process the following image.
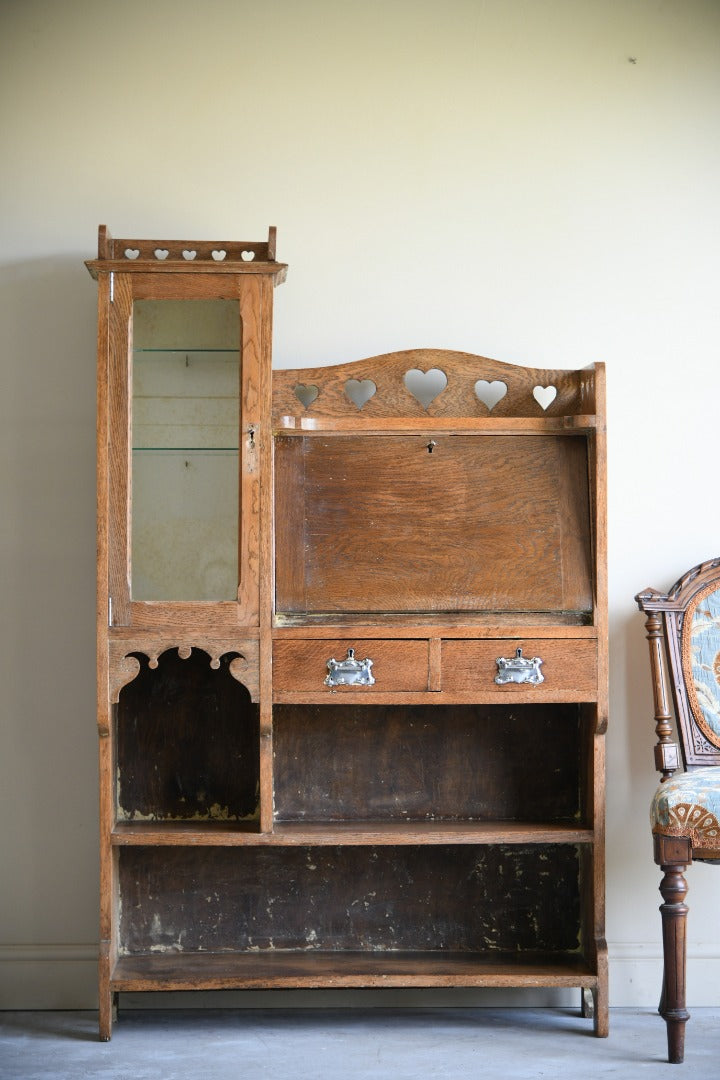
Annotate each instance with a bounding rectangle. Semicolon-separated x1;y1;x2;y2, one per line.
636;558;720;1063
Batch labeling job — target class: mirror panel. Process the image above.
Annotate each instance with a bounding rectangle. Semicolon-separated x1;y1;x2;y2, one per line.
131;300;240;601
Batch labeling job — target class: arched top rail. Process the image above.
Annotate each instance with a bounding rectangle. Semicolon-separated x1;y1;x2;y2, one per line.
272;349;603;423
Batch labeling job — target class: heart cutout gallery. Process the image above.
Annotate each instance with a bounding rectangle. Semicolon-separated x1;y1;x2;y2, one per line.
344;379;377;409
294;384;319;409
533;384;557;411
474;379;507;411
404;368;448;410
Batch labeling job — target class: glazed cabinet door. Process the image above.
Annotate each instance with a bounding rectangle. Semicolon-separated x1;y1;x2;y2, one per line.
104;273;262;626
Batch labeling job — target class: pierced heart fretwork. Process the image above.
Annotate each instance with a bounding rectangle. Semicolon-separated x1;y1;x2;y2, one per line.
182;249;197;260
154;249;169;260
124;248;140;260
344;378;377;410
474;379;507;411
241;250;255;262
404;368;448;410
294;384;319;410
533;384;557;411
211;249;227;261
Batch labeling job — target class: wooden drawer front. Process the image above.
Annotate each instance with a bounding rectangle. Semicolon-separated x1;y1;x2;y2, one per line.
442;639;597;696
273;639;429;693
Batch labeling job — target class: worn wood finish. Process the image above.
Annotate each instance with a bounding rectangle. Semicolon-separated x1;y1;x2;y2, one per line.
118;844;582;955
273;704;583;824
116;649;259;823
111;949;596;991
90;228;606;1041
275;434;592;616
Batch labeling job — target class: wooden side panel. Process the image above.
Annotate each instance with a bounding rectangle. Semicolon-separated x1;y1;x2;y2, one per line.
273;704;582;823
118;844;582;955
275;435;592;615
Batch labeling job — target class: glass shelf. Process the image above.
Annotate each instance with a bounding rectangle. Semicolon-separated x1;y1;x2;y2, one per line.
132;447;239;452
134;348;238;354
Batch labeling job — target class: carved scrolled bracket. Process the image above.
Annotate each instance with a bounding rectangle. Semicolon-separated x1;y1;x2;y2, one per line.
109;653;142;706
107;638;260;703
229;654;257;691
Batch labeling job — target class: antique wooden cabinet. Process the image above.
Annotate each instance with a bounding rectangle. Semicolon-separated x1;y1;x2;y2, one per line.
88;228;607;1041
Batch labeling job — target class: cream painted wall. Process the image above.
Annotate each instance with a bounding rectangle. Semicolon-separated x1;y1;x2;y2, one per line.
2;0;720;1009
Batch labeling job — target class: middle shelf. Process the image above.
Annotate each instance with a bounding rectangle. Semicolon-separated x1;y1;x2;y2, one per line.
111;820;596;847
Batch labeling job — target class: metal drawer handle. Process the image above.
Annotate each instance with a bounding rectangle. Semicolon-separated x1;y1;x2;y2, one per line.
325;648;375;687
495;647;544;685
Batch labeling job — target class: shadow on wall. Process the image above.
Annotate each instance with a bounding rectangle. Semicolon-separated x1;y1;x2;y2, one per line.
0;257;98;927
1;255;97;664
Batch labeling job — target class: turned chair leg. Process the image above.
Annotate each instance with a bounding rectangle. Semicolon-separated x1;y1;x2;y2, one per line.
658;861;690;1064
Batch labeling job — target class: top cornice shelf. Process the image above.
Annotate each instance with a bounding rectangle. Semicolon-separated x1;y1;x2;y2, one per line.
85;225;287;282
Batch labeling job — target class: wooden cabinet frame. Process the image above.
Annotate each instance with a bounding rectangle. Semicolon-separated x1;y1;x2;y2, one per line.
88;229;607;1041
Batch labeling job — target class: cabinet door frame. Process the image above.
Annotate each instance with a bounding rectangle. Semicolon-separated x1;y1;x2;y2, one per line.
102;272;266;629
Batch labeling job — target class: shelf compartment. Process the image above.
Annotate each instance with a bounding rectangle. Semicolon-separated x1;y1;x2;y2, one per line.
111;949;597;992
111;820;595;847
118;844;583;957
273;704;586;825
116;648;259;823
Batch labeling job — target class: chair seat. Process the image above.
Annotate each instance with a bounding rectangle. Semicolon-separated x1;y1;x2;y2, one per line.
651;767;720;849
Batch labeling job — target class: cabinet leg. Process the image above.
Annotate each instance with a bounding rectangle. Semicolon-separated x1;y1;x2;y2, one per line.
581;987;593;1019
98;945;113;1042
659;862;690;1064
98;988;113;1042
592;986;609;1038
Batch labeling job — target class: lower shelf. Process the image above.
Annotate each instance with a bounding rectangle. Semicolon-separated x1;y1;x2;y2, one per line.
111;951;597;992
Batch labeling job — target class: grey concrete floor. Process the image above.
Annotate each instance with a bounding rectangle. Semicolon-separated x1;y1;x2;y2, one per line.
0;1008;717;1079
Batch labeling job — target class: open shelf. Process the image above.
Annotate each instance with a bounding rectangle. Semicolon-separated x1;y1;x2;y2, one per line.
117;844;585;959
273;703;588;826
116;649;259;823
111;820;595;847
112;950;597;992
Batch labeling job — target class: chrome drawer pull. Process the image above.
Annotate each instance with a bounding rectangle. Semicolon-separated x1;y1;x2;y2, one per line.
495;648;544;685
325;648;375;687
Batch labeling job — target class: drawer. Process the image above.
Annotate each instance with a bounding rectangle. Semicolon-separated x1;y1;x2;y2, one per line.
273;639;429;693
442;639;597;696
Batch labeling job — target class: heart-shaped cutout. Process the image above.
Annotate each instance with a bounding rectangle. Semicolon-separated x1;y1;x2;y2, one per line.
474;379;507;411
154;248;169;260
533;384;557;411
211;249;227;261
404;368;448;410
241;250;255;262
124;248;140;260
344;378;377;410
294;384;319;409
182;249;197;260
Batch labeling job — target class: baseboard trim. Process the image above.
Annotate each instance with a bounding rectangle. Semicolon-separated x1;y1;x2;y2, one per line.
1;943;718;1010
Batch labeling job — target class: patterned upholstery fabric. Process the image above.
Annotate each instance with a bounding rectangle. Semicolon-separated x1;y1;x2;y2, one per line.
651;767;720;849
687;585;720;743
